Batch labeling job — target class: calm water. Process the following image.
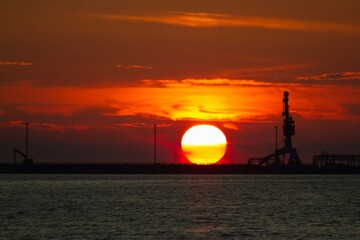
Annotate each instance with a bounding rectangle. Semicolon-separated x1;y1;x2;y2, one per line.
0;174;359;240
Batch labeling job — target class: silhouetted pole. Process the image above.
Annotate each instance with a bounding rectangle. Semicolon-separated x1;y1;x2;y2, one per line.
275;126;278;151
25;122;29;160
154;124;157;165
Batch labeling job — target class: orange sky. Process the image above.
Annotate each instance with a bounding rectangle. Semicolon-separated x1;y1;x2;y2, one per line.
1;0;360;163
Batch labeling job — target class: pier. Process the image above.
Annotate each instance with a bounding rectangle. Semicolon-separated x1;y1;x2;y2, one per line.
313;154;360;168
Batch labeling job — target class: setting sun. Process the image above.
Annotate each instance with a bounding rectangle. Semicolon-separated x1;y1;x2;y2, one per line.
181;125;227;164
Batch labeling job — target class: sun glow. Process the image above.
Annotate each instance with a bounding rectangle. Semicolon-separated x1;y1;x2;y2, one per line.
181;125;227;164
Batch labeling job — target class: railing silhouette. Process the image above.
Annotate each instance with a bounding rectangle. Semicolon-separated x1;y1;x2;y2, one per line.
313;154;360;168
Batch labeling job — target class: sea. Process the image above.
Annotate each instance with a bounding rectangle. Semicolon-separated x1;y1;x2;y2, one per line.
0;174;359;240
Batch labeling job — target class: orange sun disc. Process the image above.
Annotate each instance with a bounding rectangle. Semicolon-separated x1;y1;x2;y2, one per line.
181;125;227;164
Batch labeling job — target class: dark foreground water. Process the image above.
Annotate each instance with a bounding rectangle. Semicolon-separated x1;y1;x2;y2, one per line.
1;174;359;239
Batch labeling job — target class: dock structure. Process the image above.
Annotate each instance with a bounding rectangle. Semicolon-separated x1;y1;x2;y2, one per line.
313;154;360;168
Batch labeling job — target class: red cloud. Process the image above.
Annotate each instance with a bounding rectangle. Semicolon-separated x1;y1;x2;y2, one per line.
86;12;360;34
0;61;32;66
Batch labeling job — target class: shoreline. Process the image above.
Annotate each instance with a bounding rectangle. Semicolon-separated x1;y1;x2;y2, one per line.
1;163;359;174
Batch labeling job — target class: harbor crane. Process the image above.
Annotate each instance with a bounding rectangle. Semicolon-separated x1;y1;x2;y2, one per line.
248;91;301;166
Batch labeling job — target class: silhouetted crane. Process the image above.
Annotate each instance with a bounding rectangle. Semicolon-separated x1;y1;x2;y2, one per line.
248;91;301;166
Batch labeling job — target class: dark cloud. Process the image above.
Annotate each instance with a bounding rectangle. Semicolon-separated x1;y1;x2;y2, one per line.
112;122;171;129
296;72;360;85
198;106;229;114
115;64;153;70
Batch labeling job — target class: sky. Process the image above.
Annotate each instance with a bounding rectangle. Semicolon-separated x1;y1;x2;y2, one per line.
1;0;360;164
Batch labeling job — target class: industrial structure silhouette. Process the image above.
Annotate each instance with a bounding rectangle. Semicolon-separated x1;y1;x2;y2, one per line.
2;91;359;174
248;91;300;166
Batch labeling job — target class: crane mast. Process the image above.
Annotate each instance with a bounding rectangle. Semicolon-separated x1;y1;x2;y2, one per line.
279;91;300;165
282;91;295;151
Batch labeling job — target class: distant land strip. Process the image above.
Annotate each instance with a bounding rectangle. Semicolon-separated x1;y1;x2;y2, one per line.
0;163;359;174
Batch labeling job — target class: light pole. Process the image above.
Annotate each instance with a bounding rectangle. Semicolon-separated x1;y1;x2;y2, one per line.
25;122;29;160
154;124;157;165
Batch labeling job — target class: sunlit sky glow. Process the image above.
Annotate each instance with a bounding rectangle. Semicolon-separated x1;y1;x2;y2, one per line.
1;0;359;163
